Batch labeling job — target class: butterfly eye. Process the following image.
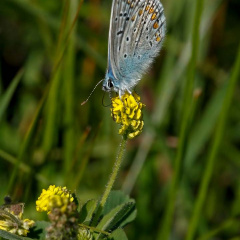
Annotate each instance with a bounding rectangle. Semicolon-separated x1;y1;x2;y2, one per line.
108;79;113;88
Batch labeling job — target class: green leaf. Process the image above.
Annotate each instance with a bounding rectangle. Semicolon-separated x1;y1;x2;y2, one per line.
0;230;32;240
27;221;50;240
0;69;23;122
108;229;128;240
102;191;130;216
118;208;137;228
97;201;135;233
79;199;98;224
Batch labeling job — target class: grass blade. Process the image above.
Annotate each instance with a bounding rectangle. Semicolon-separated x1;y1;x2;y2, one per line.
186;44;240;240
0;69;24;122
63;0;78;176
197;218;236;240
157;0;205;238
7;87;48;194
185;82;227;169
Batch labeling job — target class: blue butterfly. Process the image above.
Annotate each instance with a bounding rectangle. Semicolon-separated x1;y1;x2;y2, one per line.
102;0;166;97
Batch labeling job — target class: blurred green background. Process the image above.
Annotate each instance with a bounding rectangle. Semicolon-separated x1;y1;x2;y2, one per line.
0;0;240;239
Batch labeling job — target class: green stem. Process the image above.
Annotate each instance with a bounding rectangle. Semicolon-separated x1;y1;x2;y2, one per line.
79;224;110;236
91;137;127;225
100;137;127;207
186;44;240;240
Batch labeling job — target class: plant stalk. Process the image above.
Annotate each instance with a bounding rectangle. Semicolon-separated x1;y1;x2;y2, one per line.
91;136;127;226
100;137;127;207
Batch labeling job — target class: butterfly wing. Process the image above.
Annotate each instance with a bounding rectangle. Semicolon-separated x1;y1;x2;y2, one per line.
107;0;119;81
108;0;166;94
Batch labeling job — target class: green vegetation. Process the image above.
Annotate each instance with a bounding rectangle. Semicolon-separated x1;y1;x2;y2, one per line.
0;0;240;239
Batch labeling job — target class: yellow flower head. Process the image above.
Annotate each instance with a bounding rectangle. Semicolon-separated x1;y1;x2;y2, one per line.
36;185;74;213
111;92;145;139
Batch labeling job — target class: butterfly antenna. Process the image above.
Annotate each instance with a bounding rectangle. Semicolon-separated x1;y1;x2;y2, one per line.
81;79;103;105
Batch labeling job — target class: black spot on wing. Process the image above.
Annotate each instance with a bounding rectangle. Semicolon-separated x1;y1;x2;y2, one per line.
117;30;124;36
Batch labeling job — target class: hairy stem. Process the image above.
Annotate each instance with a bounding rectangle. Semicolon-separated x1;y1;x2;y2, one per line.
91;136;127;226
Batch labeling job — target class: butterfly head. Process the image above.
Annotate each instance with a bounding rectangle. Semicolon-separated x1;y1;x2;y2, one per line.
103;68;133;97
102;78;114;92
103;68;119;93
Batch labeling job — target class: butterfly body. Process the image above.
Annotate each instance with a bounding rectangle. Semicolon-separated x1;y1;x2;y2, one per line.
103;0;166;96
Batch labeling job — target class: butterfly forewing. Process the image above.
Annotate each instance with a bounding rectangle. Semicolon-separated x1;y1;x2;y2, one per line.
106;0;166;93
110;0;143;80
108;0;119;79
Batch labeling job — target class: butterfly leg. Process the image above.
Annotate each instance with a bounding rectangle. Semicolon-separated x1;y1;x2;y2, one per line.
127;88;132;95
118;90;123;99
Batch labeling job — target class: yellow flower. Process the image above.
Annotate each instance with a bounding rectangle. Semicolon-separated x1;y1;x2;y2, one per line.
48;195;70;213
36;185;74;213
0;203;34;236
111;92;145;139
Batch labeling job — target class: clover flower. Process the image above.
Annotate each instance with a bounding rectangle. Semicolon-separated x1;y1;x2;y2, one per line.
111;92;145;139
46;199;79;240
36;185;79;239
36;185;74;213
0;203;34;236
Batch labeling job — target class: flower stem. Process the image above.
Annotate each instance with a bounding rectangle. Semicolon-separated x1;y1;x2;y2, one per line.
91;136;127;226
100;136;127;208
